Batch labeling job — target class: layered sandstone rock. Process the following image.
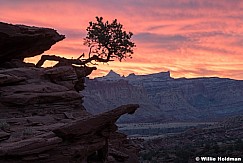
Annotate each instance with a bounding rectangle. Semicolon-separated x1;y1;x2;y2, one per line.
0;22;140;162
0;104;139;163
0;22;64;64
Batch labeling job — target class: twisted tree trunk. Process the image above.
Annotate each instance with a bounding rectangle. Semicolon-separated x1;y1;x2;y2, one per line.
36;55;113;68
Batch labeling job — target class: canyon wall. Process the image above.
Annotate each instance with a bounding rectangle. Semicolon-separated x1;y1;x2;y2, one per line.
83;71;243;123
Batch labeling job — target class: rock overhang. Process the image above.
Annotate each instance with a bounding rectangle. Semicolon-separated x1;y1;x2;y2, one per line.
0;22;65;62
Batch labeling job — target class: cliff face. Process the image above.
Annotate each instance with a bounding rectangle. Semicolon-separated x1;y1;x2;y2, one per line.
83;71;243;123
83;79;162;123
0;66;86;117
0;22;139;163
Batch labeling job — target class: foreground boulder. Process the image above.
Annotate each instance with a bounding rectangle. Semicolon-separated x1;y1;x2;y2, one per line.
0;104;139;163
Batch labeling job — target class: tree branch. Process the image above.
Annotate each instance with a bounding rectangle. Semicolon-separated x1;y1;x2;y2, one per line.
36;55;114;68
88;45;94;59
77;53;84;60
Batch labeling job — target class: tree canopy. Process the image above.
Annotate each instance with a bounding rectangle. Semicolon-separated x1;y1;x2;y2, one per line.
84;16;136;62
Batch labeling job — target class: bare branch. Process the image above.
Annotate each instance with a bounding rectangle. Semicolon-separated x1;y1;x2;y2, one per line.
88;45;94;59
36;54;114;68
77;53;84;60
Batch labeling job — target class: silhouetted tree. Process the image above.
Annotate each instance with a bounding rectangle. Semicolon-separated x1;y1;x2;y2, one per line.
36;17;135;67
84;16;135;63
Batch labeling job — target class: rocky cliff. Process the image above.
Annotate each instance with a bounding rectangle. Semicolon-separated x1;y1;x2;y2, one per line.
83;79;162;123
0;22;65;64
83;71;243;123
0;22;140;163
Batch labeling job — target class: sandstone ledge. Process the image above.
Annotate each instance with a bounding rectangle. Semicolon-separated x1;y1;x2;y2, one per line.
0;22;140;163
0;22;65;63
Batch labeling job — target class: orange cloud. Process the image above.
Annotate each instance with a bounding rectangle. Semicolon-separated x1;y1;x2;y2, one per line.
1;0;243;79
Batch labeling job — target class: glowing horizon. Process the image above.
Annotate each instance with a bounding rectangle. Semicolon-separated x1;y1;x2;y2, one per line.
1;0;243;79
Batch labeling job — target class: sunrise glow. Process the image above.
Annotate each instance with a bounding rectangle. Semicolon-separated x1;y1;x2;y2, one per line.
1;0;243;79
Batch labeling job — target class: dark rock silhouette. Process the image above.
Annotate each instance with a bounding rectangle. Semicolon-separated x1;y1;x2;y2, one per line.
0;22;139;163
0;22;65;63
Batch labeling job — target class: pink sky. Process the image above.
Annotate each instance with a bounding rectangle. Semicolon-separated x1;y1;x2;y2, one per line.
1;0;243;79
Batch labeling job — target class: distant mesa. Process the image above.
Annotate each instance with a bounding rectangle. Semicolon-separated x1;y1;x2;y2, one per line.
106;70;121;78
127;73;136;77
83;70;243;123
96;70;171;82
95;70;121;81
